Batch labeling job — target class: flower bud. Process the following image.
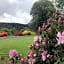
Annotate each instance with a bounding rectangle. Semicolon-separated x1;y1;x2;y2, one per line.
58;17;62;24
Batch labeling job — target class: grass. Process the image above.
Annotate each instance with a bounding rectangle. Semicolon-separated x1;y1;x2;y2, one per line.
0;36;34;56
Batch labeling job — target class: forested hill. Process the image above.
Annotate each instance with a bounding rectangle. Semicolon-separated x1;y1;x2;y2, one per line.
0;23;28;30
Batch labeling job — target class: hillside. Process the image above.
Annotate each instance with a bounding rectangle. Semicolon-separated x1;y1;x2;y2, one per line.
0;23;28;30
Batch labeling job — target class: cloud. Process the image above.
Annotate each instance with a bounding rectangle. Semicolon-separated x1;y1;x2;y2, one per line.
0;12;32;24
0;0;38;24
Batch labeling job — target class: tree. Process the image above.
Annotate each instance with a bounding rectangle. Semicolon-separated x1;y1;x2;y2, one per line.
55;0;64;10
29;0;55;31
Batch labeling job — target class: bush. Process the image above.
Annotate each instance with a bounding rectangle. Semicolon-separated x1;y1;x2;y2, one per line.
30;32;36;35
0;32;8;37
22;30;31;35
22;30;36;35
0;28;17;35
14;32;22;36
9;10;64;64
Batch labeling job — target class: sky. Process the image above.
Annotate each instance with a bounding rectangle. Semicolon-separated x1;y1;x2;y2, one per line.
0;0;38;24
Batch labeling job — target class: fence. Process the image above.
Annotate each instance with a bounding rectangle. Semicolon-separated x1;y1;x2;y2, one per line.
0;54;8;64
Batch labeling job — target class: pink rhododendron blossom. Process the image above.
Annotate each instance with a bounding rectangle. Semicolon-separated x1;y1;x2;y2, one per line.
57;32;62;38
21;57;27;64
33;53;37;57
42;22;46;28
57;32;64;45
9;60;13;64
28;59;31;64
42;41;46;45
32;43;35;47
29;45;33;49
41;51;47;61
28;59;35;64
62;11;64;17
54;62;57;64
47;18;52;23
28;51;33;57
56;9;59;13
58;17;62;24
36;43;40;49
45;25;48;28
19;54;22;57
39;37;42;42
57;37;64;45
47;54;50;58
44;38;47;42
42;48;45;51
9;50;17;58
32;59;35;64
29;43;35;49
38;26;41;32
34;36;39;42
62;31;64;36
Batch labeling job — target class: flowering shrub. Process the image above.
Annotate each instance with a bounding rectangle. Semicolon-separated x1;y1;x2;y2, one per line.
14;32;22;36
9;10;64;64
30;32;36;35
22;30;36;35
0;32;8;37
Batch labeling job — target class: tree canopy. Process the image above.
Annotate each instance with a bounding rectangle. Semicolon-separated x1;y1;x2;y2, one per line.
55;0;64;10
29;0;55;31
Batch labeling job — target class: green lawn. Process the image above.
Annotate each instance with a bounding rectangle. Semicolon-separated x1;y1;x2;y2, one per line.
0;36;34;56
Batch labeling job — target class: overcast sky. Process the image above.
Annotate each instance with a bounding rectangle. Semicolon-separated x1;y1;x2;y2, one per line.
0;0;38;24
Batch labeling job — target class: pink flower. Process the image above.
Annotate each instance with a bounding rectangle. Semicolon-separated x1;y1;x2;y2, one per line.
47;54;50;58
29;45;33;49
62;11;64;16
58;17;62;24
21;57;27;64
62;31;64;36
57;37;64;45
47;18;52;23
28;59;31;64
32;59;35;64
42;48;45;51
62;11;64;17
9;50;17;58
56;9;59;13
28;59;35;64
38;26;41;32
57;32;64;45
45;25;48;28
28;51;33;57
54;62;57;64
42;41;46;45
33;53;37;57
32;43;35;47
19;54;22;57
9;60;13;64
42;22;46;28
34;36;39;42
36;43;40;49
44;38;47;42
29;43;35;49
57;32;62;38
41;51;47;61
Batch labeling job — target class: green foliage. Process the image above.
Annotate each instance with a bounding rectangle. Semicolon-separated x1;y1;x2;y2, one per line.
20;27;31;32
55;0;64;10
30;0;55;31
0;28;17;35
